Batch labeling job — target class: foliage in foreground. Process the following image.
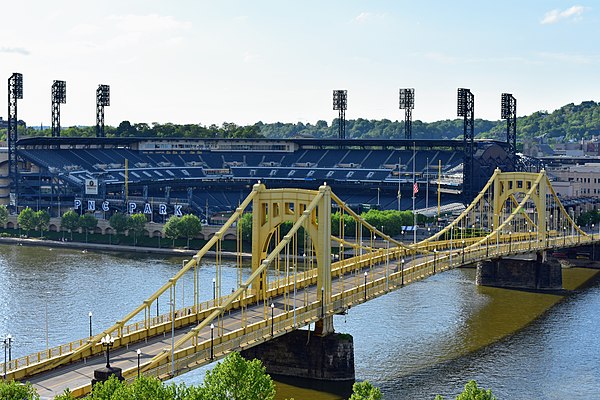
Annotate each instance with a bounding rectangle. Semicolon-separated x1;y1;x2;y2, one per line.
435;380;496;400
349;380;382;400
24;352;276;400
0;380;39;400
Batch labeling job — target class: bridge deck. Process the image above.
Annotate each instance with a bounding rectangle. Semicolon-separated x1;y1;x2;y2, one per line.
27;254;399;399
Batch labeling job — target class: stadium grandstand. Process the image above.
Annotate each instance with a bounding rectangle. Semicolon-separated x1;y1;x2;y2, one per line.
0;137;516;221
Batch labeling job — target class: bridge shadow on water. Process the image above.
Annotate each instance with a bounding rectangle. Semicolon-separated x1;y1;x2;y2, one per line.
272;374;353;400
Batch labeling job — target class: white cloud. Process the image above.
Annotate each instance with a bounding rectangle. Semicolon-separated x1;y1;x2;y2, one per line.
0;46;29;55
353;12;386;24
541;5;586;24
108;14;192;34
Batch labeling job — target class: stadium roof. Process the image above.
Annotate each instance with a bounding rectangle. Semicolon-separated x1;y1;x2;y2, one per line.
17;136;510;150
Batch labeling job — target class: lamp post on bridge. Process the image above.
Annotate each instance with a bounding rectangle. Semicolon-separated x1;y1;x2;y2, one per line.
529;230;532;251
271;303;275;337
563;226;566;246
210;323;214;360
136;349;141;378
401;258;405;286
433;249;437;273
212;278;216;302
100;334;115;368
363;271;368;300
461;240;465;264
3;334;12;379
509;232;512;253
88;311;93;338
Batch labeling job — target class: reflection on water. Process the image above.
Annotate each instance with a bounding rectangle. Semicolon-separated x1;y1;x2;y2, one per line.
1;244;599;399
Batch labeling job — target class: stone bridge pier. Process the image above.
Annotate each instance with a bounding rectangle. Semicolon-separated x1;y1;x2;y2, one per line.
476;252;562;290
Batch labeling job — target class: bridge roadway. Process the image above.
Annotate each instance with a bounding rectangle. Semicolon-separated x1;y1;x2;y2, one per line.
26;252;402;399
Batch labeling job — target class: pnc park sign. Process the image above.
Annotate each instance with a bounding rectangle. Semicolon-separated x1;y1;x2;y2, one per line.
74;199;185;216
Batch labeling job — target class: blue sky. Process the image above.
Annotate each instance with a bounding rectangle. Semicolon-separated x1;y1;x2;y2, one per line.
0;1;598;127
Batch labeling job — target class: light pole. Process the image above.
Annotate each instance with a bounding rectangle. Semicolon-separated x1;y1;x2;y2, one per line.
563;226;566;246
529;230;532;251
210;323;214;360
3;334;12;379
509;232;512;252
364;271;368;300
100;334;115;368
401;258;405;286
461;240;465;264
212;278;216;302
136;349;141;378
433;249;437;273
270;303;275;337
88;311;93;338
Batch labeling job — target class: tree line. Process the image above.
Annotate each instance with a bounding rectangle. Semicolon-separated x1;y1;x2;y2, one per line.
2;100;599;145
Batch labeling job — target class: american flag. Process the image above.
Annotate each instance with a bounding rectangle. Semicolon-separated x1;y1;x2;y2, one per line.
413;182;419;195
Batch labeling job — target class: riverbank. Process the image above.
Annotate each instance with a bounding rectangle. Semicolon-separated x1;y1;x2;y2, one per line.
0;236;251;260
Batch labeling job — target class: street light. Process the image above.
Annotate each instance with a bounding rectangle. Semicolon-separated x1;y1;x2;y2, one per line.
270;303;275;337
136;349;142;378
212;278;216;301
364;271;368;300
401;258;405;286
88;311;93;338
3;334;12;379
210;323;214;360
433;249;437;273
563;226;566;246
100;334;115;368
509;232;512;252
461;240;465;264
529;230;532;250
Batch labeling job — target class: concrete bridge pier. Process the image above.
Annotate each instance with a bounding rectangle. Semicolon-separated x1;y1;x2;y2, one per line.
240;328;355;382
476;252;562;290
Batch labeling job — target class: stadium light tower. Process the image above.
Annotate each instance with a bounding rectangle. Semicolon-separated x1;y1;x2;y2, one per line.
96;84;110;137
8;73;23;209
399;88;415;139
457;88;475;202
333;90;347;140
51;80;67;137
501;93;517;171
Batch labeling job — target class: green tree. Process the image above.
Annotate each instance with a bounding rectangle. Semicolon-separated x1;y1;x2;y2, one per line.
163;216;182;246
109;212;130;235
435;380;496;400
61;210;80;240
0;379;40;400
88;375;188;400
349;381;382;400
178;214;203;248
79;214;98;243
239;213;253;242
128;213;147;246
0;204;9;227
34;210;50;237
18;207;37;236
199;352;276;400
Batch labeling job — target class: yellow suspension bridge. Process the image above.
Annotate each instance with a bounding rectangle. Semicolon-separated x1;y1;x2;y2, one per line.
3;169;596;398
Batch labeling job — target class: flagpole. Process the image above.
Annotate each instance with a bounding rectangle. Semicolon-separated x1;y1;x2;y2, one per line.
412;143;416;244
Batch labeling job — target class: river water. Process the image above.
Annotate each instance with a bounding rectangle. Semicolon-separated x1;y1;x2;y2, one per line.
1;244;599;399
